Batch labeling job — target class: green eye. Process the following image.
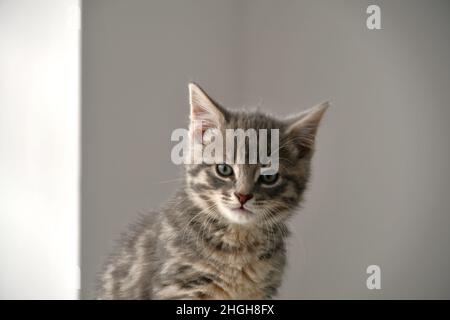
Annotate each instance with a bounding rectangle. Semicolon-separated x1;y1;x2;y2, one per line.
216;164;234;177
259;173;279;185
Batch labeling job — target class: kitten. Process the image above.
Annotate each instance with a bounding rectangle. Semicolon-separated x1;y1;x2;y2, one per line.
97;83;328;299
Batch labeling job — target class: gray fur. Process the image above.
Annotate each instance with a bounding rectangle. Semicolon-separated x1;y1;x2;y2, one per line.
96;84;328;299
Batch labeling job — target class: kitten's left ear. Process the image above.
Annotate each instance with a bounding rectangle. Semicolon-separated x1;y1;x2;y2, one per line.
188;83;226;140
285;101;330;152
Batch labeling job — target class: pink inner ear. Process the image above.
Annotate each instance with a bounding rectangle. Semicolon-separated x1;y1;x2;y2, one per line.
197;120;214;136
189;85;226;141
191;104;218;135
192;116;212;134
191;101;204;116
190;115;217;143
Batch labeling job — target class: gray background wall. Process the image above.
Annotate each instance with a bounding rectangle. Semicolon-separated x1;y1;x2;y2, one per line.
82;0;450;299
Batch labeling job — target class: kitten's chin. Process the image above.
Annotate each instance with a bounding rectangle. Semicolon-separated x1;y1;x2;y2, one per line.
217;203;256;225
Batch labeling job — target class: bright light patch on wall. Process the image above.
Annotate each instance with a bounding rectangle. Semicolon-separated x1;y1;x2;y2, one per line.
0;0;80;299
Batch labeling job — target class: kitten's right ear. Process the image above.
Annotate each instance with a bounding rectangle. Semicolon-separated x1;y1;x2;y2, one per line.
284;101;329;156
188;83;226;138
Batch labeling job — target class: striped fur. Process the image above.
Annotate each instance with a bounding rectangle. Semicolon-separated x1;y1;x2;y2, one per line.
97;84;328;299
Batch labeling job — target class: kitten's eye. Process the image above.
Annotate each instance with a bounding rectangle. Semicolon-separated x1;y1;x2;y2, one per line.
259;173;279;185
216;164;234;177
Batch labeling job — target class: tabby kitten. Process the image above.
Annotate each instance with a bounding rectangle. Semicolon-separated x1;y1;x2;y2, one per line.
97;83;328;299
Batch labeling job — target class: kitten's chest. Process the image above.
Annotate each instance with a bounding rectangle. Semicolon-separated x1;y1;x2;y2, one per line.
202;230;281;299
210;258;276;299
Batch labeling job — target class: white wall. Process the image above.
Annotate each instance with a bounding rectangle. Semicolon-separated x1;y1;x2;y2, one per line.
0;0;80;299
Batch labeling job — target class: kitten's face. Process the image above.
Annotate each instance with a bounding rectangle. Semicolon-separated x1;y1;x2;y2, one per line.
186;83;328;226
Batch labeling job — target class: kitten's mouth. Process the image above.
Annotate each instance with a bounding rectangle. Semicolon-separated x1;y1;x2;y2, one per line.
219;203;256;224
232;206;253;214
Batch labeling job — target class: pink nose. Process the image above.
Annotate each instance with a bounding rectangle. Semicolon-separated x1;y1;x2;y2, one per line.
234;192;254;205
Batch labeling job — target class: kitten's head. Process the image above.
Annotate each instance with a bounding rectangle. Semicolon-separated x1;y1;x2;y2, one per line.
185;83;328;226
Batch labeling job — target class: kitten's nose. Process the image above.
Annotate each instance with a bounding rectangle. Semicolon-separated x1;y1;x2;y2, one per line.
234;192;254;205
